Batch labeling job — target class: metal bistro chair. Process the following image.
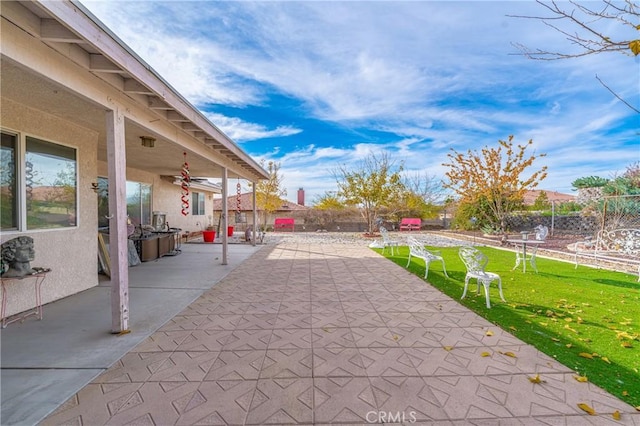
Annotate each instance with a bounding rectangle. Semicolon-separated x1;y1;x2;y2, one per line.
458;246;505;308
406;236;449;280
379;226;399;255
534;225;549;241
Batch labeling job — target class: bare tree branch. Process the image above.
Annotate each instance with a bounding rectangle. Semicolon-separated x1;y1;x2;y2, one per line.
509;0;639;113
596;74;640;114
509;0;639;60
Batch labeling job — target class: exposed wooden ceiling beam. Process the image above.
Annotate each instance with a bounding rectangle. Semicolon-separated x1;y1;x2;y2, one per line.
123;78;154;95
166;110;189;122
40;19;83;42
89;54;123;73
148;96;172;110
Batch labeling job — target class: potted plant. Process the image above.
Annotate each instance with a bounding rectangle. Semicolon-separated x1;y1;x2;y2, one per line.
202;216;215;243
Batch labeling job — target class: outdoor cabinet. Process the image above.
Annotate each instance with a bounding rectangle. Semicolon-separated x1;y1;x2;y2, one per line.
136;237;158;262
157;234;174;258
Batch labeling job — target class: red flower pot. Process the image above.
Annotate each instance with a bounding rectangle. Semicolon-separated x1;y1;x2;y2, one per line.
202;230;215;243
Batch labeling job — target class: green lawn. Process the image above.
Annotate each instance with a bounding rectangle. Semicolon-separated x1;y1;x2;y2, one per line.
378;245;640;408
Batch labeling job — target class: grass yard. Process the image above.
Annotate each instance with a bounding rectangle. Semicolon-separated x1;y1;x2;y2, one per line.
379;245;640;408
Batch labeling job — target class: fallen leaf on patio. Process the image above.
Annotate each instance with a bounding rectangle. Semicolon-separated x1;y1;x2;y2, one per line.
573;375;588;382
612;411;621;420
577;403;596;415
500;351;517;358
321;327;329;333
443;346;454;351
528;374;545;384
578;352;593;359
601;357;611;364
481;351;491;357
393;335;399;341
485;330;494;336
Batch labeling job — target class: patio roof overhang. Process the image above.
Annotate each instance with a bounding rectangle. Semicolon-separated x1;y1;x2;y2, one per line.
1;0;269;182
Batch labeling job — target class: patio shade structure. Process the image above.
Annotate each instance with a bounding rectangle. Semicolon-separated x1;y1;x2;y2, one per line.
1;0;269;332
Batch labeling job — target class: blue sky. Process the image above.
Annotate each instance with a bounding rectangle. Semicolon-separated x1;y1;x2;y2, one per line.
82;1;639;205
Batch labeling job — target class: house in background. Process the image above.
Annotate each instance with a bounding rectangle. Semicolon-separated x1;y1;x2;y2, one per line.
1;0;268;331
213;192;309;231
523;190;576;206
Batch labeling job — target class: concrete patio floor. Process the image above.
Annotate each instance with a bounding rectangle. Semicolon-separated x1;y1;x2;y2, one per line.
3;235;640;425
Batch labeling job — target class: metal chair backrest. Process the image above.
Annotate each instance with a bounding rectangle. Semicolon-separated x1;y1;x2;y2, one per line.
534;225;549;241
459;246;488;274
407;236;425;254
379;226;391;242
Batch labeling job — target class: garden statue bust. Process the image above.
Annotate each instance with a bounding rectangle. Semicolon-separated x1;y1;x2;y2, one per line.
1;236;41;278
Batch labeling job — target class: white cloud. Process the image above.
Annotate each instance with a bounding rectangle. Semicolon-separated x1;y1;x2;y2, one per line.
202;112;301;143
81;0;638;201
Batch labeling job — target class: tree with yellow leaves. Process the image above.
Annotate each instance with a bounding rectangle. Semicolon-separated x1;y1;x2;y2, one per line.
442;136;548;233
253;160;287;228
334;152;405;235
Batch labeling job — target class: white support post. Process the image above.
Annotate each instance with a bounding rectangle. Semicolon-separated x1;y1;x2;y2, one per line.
221;168;228;265
252;185;258;246
106;109;130;333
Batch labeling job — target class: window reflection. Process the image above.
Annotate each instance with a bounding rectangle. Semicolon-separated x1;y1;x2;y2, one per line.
25;137;77;229
1;133;18;230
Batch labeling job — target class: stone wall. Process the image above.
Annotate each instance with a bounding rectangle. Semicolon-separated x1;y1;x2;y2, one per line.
505;215;599;234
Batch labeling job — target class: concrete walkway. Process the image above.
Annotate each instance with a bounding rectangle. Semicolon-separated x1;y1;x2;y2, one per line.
4;236;640;425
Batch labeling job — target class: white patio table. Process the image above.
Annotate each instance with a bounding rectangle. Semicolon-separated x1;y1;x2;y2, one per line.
506;239;545;273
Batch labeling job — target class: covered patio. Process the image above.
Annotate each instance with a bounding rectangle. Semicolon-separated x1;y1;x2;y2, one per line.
1;0;269;334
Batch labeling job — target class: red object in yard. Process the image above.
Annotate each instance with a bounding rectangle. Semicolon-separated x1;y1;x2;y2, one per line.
227;226;234;237
399;218;421;231
274;218;295;232
202;230;215;243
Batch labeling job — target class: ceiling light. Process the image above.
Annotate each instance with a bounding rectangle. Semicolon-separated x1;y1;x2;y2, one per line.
140;136;156;148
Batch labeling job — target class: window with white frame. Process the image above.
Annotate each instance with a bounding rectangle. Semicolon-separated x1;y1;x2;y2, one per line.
1;131;78;231
192;192;205;215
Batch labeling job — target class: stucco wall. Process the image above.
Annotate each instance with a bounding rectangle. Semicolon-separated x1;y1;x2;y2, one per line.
1;98;99;317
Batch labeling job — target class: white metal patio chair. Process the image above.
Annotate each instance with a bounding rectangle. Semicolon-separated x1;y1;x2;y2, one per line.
406;236;449;279
458;246;505;308
379;226;399;255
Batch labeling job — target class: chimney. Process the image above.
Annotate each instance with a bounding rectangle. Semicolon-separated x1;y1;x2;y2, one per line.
297;188;305;206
